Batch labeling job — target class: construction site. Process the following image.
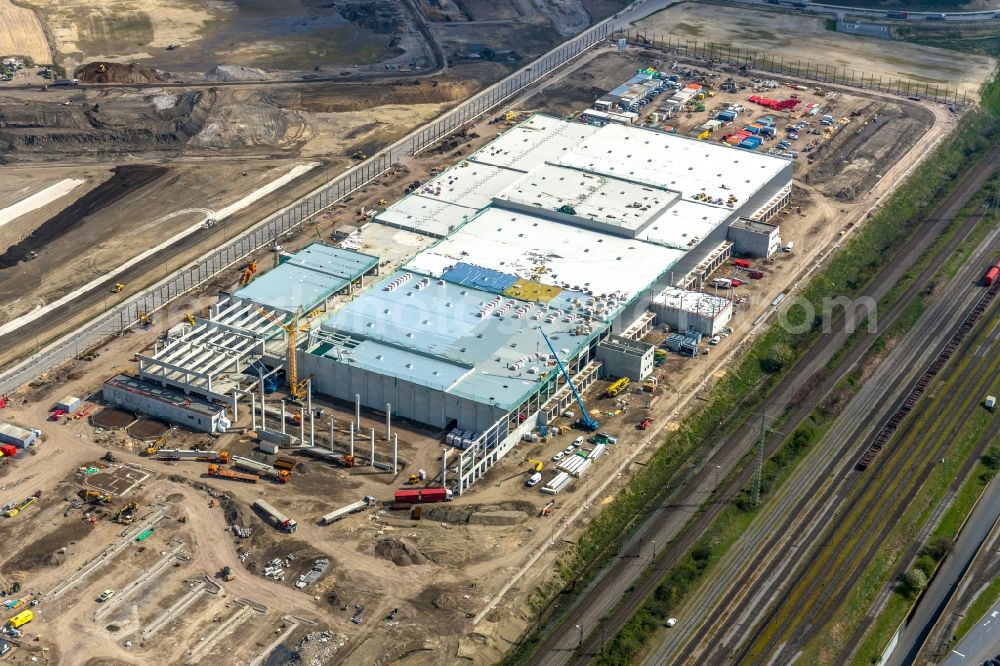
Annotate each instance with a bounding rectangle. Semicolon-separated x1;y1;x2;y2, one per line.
0;0;996;664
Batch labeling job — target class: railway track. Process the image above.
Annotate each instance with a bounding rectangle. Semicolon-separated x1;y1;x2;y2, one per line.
668;280;1000;664
554;146;1000;665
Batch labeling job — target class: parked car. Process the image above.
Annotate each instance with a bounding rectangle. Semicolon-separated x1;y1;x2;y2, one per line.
562;446;576;456
552;452;566;462
665;618;677;627
98;589;115;602
572;436;584;447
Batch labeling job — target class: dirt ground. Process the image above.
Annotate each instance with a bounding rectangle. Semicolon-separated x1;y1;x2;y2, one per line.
0;0;51;63
634;1;997;98
0;22;968;666
15;0;405;78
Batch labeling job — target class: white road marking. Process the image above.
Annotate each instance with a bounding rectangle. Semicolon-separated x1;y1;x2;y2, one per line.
0;179;84;229
953;650;965;658
0;163;317;337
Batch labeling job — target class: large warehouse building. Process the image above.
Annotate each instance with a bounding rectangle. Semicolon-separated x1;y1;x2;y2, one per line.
131;114;792;493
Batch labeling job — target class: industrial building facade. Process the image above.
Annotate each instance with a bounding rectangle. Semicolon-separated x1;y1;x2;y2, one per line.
127;114;792;493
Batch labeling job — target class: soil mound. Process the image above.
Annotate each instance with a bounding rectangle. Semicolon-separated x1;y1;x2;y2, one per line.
374;537;428;566
205;65;267;82
75;62;163;84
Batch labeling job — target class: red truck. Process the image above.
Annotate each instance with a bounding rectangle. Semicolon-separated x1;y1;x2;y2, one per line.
733;259;751;269
394;487;454;504
0;444;16;458
638;417;652;430
984;259;1000;286
49;409;65;421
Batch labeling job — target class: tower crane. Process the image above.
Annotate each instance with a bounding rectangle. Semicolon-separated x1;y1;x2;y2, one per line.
540;329;599;432
255;305;321;400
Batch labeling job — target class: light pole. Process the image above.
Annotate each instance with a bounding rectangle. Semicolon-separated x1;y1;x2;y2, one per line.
576;623;583;648
650;539;657;563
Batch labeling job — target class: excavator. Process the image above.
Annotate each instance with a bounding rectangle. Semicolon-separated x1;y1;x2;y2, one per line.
527;459;544;473
114;501;139;525
111;283;125;293
218;566;235;582
79;490;113;504
138;312;153;328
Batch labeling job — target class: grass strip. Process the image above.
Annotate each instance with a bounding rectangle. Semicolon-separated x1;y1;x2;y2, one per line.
502;69;1000;666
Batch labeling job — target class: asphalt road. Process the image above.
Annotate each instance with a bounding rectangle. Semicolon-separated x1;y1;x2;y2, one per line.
890;461;1000;666
735;0;1000;21
945;596;1000;666
519;140;1000;664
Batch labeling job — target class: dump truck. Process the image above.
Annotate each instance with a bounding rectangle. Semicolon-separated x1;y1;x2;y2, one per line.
321;495;376;525
394;488;453;504
0;445;17;458
252;499;297;533
273;457;296;472
156;449;230;463
208;464;258;484
7;609;32;628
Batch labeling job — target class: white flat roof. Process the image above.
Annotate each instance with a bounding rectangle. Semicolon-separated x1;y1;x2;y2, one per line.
470;115;600;173
413;162;524;209
637;199;730;250
405;207;684;300
375;195;475;238
497;164;678;234
655;286;731;316
557;123;788;206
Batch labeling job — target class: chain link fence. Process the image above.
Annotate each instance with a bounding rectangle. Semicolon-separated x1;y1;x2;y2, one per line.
0;23;612;396
615;28;970;106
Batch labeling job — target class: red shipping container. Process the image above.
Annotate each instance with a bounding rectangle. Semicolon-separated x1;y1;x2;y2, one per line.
733;259;751;268
0;445;16;458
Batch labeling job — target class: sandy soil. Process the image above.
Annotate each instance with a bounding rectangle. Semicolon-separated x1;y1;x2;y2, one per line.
634;2;997;98
0;0;51;63
18;0;402;77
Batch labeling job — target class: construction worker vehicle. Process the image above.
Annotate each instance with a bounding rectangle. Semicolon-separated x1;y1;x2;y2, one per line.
114;501;139;525
208;464;258;484
138;312;153;328
80;490;113;504
405;473;419;485
5;497;35;518
231;456;290;483
638;417;652;430
112;283;124;293
606;377;630;397
218;566;235;582
527;459;544;473
252;499;297;533
155;449;230;463
240;261;257;286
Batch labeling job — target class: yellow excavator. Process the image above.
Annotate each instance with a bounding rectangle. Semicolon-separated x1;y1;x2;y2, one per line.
527;459;544;473
79;490;113;504
112;283;125;293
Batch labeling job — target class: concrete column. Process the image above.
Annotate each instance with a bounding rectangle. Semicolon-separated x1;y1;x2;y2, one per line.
306;379;312;420
393;434;398;474
280;400;286;435
458;453;464;495
300;408;305;447
250;391;257;431
260;393;266;432
355;394;361;426
370;427;375;468
231;390;238;423
350;421;355;457
329;420;335;451
386;403;391;442
309;408;314;447
441;448;447;488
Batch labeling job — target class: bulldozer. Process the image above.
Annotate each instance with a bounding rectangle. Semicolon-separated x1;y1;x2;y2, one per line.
352;150;367;160
218;566;235;582
405;473;419;485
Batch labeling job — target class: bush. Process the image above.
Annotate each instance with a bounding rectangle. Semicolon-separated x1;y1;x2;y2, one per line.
897;568;928;599
914;555;937;578
982;445;1000;471
922;535;953;561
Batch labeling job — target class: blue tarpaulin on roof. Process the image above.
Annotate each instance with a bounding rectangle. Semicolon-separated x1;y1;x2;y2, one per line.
440;262;518;293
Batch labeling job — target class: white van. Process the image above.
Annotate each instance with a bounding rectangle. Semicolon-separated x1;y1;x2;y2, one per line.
783;241;794;253
525;472;543;487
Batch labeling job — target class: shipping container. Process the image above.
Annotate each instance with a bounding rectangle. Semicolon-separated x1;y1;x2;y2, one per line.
0;445;16;458
7;610;32;628
733;259;751;268
0;423;36;448
393;487;453;504
55;395;81;414
135;528;153;542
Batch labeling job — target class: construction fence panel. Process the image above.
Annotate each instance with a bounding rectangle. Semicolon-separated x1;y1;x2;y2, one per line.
0;23;611;396
615;29;967;106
